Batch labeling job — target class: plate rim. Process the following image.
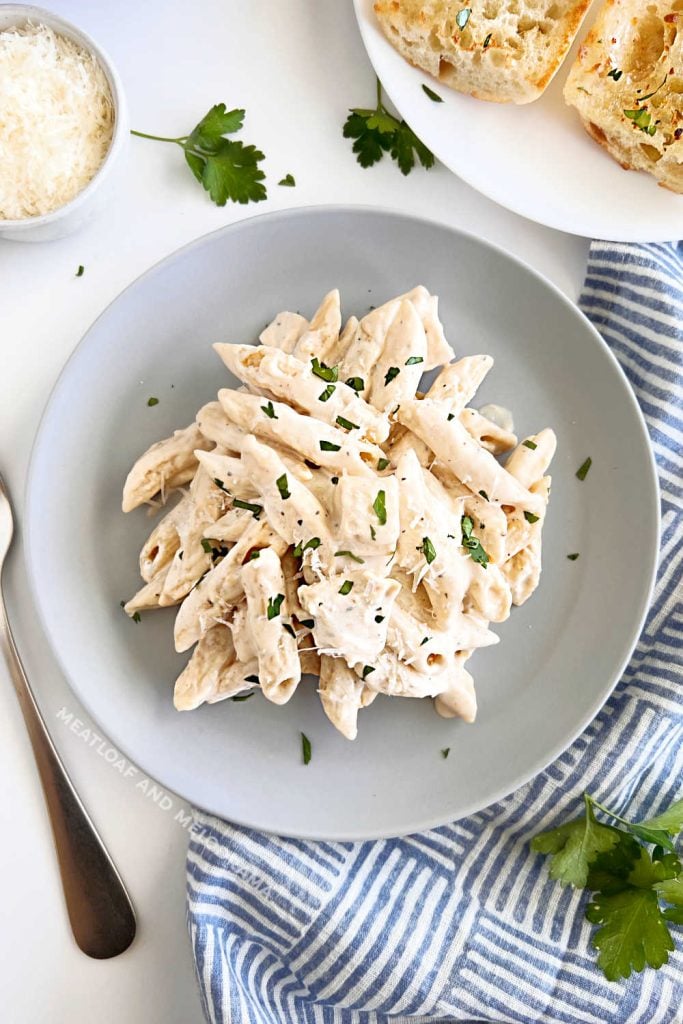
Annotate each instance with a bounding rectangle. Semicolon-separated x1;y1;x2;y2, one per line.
24;204;661;838
352;0;683;244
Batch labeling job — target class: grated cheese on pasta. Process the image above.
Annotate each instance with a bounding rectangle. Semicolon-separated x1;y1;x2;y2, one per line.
0;22;115;220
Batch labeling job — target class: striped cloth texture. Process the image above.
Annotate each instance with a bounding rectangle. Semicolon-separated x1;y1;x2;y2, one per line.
187;241;683;1024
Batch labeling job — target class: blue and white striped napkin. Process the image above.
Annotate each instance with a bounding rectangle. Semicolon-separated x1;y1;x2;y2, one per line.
186;242;683;1024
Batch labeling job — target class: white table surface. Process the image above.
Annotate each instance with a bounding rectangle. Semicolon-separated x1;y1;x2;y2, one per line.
0;2;590;1020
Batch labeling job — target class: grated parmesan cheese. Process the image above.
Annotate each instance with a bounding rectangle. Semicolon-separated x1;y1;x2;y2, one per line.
0;23;115;220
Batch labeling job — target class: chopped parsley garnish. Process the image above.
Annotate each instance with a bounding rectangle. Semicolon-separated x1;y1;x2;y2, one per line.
456;7;471;29
339;580;354;595
377;457;390;471
276;473;290;500
420;636;430;646
244;674;259;684
76;264;84;277
283;622;296;638
300;619;315;629
233;497;262;518
147;396;159;407
336;415;359;431
370;524;377;541
567;553;580;561
522;439;537;450
267;593;285;620
331;476;339;485
576;457;592;481
201;538;214;554
483;32;492;48
637;75;669;104
478;489;489;500
373;489;387;525
131;104;266;206
405;355;424;365
607;68;623;81
447;412;455;421
334;550;365;564
624;108;657;136
278;173;296;186
261;400;278;419
311;357;338;382
132;611;141;623
524;511;540;524
318;384;336;402
248;549;261;560
213;477;228;492
231;692;254;701
293;537;321;557
320;440;341;452
461;515;490;567
301;732;312;765
421;84;443;103
345;376;365;393
343;77;435;175
375;614;385;623
422;536;436;564
362;665;375;679
384;366;400;386
441;747;450;759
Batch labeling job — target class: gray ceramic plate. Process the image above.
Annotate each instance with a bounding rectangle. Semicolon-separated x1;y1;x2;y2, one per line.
25;207;659;839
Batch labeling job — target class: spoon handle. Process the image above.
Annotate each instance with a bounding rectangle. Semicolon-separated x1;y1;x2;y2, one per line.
0;596;136;958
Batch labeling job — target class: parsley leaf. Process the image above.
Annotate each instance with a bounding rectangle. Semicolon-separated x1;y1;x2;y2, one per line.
339;580;354;595
318;384;336;402
405;355;424;365
522;439;537;450
587;879;675;980
567;552;580;560
336;415;359;431
531;794;620;887
76;264;85;277
147;396;159;407
276;473;290;500
301;732;312;765
608;68;623;81
278;173;296;187
132;104;267;206
343;77;434;176
334;550;365;564
373;489;387;525
311;357;339;382
422;84;443;103
441;747;450;759
362;665;375;679
384;366;400;386
233;497;262;518
422;536;437;564
377;457;390;471
320;440;341;452
345;376;365;393
267;593;285;620
231;692;253;702
524;511;540;524
460;515;490;567
624;108;657;136
261;401;277;419
576;457;592;480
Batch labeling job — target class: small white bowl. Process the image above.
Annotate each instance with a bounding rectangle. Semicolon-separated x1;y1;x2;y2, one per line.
0;5;128;242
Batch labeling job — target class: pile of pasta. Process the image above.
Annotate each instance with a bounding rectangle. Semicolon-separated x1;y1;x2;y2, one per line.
122;287;556;739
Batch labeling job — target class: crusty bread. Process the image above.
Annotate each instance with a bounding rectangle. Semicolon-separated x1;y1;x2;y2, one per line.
564;0;683;193
373;0;592;104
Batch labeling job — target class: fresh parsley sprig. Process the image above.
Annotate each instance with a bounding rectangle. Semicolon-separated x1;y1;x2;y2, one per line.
343;77;435;176
131;104;267;206
531;792;683;981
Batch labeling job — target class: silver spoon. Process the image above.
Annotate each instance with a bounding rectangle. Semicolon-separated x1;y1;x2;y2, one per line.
0;472;136;958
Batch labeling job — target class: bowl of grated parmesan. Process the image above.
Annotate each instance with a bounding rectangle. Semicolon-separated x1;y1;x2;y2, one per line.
0;6;127;241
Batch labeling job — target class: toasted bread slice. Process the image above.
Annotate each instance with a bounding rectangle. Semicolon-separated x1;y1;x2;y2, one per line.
564;0;683;193
373;0;591;104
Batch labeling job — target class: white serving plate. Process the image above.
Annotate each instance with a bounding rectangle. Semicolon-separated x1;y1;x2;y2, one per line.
25;207;658;839
353;0;683;242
